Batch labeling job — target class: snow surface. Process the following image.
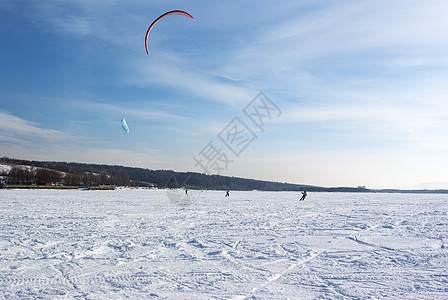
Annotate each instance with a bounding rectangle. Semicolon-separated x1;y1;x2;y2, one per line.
0;189;447;299
0;164;12;174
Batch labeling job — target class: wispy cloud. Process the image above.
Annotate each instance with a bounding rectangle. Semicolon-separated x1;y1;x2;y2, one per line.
261;1;448;55
69;100;190;122
50;15;93;36
217;1;448;92
284;102;447;132
1;111;69;141
0;111;88;161
129;55;256;107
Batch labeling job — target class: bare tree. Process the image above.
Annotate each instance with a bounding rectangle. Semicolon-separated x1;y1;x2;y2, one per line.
8;167;34;184
35;168;63;185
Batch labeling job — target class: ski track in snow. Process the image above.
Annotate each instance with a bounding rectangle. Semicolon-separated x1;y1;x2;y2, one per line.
0;189;447;299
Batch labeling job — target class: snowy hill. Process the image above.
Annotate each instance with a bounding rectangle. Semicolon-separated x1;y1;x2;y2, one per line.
0;164;12;174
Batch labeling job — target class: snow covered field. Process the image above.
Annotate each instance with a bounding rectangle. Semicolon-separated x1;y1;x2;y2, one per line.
0;189;447;299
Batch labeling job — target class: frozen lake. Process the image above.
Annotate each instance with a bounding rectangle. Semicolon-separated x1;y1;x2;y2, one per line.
0;189;447;299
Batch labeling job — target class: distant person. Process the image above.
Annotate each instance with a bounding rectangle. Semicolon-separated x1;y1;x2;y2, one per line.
225;190;229;197
185;189;188;195
300;191;307;201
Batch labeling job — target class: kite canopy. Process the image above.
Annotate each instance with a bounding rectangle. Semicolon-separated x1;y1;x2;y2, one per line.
121;118;129;133
145;10;194;54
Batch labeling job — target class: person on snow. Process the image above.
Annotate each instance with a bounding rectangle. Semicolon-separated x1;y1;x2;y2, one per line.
300;191;307;201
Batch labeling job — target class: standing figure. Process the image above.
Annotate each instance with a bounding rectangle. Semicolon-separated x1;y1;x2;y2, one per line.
225;190;230;197
300;191;307;201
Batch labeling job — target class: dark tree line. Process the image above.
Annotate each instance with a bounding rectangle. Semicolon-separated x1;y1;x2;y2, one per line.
0;157;373;191
7;167;63;185
4;166;131;186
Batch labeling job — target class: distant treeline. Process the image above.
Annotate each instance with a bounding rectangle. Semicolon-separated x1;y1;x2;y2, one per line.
0;157;372;192
2;160;130;186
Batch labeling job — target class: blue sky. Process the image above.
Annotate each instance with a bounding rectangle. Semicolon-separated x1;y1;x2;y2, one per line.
1;0;448;188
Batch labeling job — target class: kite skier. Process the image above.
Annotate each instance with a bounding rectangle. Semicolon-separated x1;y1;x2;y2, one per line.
300;191;307;201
